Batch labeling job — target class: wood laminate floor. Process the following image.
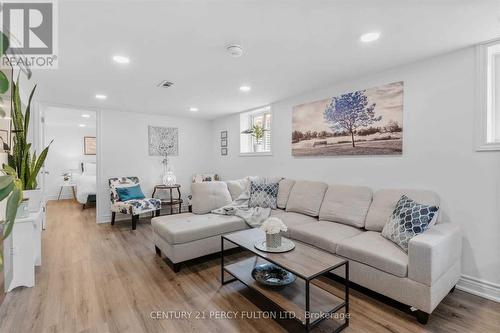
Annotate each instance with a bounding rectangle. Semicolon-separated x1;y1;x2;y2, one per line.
0;200;498;333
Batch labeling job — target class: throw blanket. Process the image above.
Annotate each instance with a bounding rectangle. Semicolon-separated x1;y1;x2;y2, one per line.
211;190;270;228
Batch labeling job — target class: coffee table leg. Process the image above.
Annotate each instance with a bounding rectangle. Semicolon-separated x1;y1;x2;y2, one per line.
220;237;224;284
305;279;310;332
345;261;350;328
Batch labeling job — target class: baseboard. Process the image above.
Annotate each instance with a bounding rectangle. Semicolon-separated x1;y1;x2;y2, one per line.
457;274;500;303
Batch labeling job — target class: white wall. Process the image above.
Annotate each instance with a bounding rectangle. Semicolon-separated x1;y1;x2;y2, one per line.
97;110;213;222
211;47;500;291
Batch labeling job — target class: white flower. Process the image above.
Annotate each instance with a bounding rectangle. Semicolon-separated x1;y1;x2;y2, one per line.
260;217;287;234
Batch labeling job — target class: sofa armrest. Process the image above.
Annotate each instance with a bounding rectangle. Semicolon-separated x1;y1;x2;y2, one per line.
408;222;462;286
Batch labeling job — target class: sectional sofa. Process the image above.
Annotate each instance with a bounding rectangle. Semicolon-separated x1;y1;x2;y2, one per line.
151;178;462;324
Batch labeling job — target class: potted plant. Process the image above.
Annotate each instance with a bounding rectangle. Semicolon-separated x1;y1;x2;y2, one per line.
251;124;265;152
3;78;52;212
0;32;24;271
0;30;51;213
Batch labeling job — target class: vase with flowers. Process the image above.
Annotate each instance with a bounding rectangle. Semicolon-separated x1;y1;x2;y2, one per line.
260;217;288;248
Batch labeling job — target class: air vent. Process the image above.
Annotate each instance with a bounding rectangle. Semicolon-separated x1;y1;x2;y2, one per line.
157;80;174;88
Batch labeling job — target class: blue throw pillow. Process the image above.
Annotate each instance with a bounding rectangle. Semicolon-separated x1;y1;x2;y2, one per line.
116;184;145;201
381;195;439;253
249;181;279;209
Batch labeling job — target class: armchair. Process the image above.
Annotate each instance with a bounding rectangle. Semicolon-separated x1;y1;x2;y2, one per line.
109;177;161;230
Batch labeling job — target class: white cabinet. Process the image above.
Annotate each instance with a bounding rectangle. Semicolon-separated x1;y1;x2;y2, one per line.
3;209;44;292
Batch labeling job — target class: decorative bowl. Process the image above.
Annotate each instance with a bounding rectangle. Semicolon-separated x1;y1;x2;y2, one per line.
251;263;296;289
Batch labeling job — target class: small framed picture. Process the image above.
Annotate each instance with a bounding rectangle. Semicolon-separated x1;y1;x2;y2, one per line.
221;130;227;139
221;148;228;156
84;136;96;155
221;139;227;147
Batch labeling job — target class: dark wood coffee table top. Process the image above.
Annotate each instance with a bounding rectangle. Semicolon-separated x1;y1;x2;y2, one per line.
223;228;347;280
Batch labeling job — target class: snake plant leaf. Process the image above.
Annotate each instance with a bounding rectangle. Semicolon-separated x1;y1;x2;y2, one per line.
0;181;14;202
12;79;24;137
24;85;36;136
0;71;9;94
26;141;52;190
20;145;30;188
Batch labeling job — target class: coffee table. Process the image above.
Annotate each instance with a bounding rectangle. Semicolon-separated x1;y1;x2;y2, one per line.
221;228;349;332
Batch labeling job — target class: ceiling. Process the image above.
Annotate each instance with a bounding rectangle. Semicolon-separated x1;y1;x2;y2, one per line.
44;106;96;128
32;0;500;119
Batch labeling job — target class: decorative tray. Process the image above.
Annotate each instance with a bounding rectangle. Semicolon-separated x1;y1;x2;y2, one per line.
254;238;295;253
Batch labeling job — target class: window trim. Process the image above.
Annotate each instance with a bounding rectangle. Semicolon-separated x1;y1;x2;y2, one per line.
476;39;500;151
239;106;273;156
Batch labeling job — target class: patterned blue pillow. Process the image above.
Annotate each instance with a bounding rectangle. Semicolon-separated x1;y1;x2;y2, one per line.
249;181;279;209
381;195;439;253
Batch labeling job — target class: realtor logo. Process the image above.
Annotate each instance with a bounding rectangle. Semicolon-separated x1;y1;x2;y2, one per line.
1;0;58;69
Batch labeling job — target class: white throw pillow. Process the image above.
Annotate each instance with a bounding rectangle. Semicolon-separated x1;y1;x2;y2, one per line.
225;178;249;200
191;181;232;214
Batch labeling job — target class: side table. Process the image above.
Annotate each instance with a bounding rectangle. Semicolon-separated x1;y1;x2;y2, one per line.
152;184;183;215
58;181;76;200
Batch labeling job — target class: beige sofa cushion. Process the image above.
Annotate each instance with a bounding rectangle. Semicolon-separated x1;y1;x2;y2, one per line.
225;178;249;200
269;210;316;236
365;189;440;231
319;185;372;228
191;181;232;214
289;221;363;254
277;179;295;209
336;231;408;277
152;213;247;244
286;180;328;217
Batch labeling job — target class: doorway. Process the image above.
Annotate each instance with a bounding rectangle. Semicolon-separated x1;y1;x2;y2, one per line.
41;105;98;214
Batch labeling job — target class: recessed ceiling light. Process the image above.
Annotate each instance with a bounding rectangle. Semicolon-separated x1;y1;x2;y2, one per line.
95;94;107;100
81;114;90;118
189;107;199;112
360;31;381;43
112;55;130;64
78;124;86;128
239;85;251;92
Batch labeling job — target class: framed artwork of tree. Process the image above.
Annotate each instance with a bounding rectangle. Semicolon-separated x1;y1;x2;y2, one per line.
292;81;403;156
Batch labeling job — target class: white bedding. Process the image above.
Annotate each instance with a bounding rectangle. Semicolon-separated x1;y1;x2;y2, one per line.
75;173;97;204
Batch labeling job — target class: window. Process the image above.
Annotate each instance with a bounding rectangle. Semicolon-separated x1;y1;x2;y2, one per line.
477;39;500;150
239;106;272;155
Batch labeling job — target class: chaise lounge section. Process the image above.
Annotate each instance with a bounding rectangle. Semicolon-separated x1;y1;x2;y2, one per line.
151;178;462;323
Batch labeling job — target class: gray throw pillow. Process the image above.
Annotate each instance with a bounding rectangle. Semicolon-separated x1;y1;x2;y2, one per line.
249;181;279;209
381;195;439;253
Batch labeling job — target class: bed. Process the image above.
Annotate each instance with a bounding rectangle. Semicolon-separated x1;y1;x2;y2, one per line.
75;162;97;209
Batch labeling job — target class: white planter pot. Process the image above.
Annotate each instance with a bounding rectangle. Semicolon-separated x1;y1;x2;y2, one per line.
253;143;264;152
16;200;30;218
23;189;42;213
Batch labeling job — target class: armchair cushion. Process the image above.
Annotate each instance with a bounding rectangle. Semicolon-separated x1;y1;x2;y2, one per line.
408;222;462;286
116;184;145;201
111;198;161;215
109;177;140;203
